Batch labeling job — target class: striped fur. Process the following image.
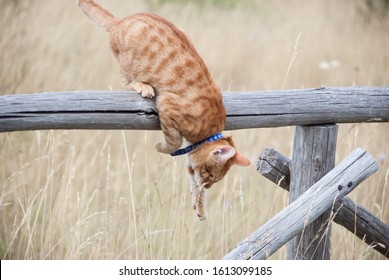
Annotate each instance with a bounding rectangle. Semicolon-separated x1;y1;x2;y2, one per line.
78;0;250;220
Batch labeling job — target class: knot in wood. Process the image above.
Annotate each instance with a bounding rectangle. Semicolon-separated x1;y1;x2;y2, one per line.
313;156;322;172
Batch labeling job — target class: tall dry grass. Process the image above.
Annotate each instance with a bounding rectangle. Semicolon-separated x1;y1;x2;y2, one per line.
0;0;388;259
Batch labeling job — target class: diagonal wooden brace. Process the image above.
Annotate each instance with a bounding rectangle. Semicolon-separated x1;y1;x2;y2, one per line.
223;148;378;260
256;148;389;258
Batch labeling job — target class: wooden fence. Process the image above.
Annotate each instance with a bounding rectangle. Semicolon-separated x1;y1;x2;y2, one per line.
223;148;379;259
1;86;389;259
256;148;389;258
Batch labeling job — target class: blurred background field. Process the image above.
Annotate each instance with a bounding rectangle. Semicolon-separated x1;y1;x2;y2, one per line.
0;0;388;259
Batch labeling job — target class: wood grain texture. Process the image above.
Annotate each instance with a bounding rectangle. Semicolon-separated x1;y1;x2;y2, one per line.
1;86;388;132
287;125;338;260
256;148;389;258
257;148;291;190
223;148;378;260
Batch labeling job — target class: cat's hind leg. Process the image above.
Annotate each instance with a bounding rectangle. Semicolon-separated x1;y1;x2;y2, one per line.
130;81;155;98
154;126;183;154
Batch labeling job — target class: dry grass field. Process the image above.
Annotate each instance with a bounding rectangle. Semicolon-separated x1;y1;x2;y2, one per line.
0;0;388;260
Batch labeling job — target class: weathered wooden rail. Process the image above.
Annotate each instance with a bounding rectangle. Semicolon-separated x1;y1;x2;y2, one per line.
1;86;388;260
0;86;388;132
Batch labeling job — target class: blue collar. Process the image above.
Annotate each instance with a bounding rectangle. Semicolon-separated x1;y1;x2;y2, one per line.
170;133;224;156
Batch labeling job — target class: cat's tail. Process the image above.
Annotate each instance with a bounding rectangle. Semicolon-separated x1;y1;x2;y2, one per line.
78;0;119;31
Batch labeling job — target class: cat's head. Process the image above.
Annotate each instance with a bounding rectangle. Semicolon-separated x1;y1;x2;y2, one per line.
188;137;250;189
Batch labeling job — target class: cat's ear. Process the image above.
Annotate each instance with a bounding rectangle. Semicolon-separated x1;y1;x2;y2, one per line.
211;145;236;163
233;152;250;166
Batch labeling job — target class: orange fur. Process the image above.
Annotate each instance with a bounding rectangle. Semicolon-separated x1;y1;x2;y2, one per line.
78;0;250;220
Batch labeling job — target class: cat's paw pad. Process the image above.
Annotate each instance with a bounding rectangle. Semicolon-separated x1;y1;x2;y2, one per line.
131;82;155;98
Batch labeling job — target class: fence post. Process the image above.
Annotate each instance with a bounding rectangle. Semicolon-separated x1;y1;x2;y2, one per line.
287;124;338;260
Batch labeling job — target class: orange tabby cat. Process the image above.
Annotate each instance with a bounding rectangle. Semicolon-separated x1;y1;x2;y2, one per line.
78;0;250;220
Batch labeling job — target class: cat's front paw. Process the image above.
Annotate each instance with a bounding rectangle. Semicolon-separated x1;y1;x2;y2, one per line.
154;141;173;154
196;204;207;221
192;199;207;221
193;190;207;221
130;81;155;98
154;142;177;154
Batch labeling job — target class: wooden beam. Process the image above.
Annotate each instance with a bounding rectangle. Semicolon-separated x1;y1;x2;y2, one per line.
257;148;291;190
257;148;389;258
223;148;378;260
1;86;389;133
